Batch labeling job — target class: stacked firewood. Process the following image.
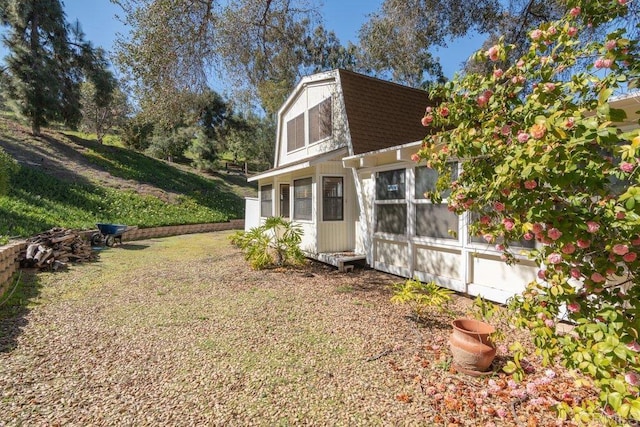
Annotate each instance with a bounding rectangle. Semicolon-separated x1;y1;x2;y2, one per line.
19;228;96;271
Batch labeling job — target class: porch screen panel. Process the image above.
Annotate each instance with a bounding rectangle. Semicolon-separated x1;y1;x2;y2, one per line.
375;169;407;234
260;184;273;217
322;176;343;221
415;164;458;240
293;177;312;220
287;113;305;152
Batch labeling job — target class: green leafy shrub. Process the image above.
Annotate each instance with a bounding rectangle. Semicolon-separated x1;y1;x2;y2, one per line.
391;278;454;320
416;0;640;423
231;217;305;269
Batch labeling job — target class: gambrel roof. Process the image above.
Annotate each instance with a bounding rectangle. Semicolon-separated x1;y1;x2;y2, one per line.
336;69;433;155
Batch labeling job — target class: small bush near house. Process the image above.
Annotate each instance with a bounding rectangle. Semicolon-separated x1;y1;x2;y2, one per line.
391;278;454;320
230;216;305;269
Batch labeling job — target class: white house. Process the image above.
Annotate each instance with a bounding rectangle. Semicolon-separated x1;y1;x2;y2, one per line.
245;69;640;303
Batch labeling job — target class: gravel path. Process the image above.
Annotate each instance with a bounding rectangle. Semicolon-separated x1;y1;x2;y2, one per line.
0;232;593;426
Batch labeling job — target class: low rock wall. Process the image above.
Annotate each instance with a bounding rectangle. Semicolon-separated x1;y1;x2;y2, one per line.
0;219;244;296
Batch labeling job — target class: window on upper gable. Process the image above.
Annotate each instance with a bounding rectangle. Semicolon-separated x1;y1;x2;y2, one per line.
308;98;332;144
287;113;305;152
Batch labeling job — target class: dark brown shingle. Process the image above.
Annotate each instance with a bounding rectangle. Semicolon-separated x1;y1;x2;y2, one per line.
338;69;433;155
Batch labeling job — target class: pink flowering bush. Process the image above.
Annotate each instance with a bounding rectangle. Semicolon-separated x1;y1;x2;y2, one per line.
416;0;639;424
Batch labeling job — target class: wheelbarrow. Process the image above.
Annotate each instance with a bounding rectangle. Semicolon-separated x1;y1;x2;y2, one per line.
91;223;129;247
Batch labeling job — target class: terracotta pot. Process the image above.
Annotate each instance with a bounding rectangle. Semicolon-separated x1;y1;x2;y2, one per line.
449;318;496;375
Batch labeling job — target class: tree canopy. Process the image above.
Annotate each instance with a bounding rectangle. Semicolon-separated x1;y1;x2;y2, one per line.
1;0;115;135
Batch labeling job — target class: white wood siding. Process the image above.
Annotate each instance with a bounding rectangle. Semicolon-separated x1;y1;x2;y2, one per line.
316;162;357;253
278;81;349;167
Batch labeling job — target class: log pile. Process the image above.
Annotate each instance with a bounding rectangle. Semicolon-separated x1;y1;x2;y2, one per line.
19;228;96;271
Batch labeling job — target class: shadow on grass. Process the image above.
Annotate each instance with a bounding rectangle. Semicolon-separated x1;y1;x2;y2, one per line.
119;244;150;251
0;270;42;353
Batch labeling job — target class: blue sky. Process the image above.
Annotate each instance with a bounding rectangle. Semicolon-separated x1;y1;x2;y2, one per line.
3;1;484;81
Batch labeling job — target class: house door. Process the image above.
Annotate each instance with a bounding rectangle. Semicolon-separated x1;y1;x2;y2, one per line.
280;184;290;218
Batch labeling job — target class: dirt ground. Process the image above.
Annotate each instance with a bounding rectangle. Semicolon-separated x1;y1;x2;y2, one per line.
0;231;598;426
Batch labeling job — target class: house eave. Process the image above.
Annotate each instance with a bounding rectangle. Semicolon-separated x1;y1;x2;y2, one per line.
248;147;348;182
342;140;423;170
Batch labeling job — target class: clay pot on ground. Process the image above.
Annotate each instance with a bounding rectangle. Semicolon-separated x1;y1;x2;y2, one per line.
449;318;497;376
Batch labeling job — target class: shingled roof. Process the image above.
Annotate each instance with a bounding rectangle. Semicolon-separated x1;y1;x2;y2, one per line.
337;69;434;155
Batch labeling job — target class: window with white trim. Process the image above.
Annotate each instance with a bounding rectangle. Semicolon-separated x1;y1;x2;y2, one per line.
309;98;332;144
375;169;407;234
287;113;305;152
260;184;273;218
322;176;343;221
415;164;458;240
293;178;312;220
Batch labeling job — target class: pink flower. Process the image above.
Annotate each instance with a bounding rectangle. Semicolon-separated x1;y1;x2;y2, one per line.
567;27;578;37
606;40;617;50
633;236;640;246
487;45;500;61
483;234;495;244
537;269;547;280
517;132;530;143
586;221;600;233
577;239;591;248
477;94;488;107
627;341;640;352
511;75;525;84
411;153;420;162
523;232;534;241
595;58;614;69
544;82;556;92
547;228;562;241
565;117;575;129
570;7;581;17
620;162;635;173
421;115;433;126
567;302;580;313
591;272;605;283
613;244;629;256
440;106;449;117
562;243;576;254
524;180;537;189
624;252;637;262
545;319;555;328
496;408;508;418
625;372;640;386
547;253;562;264
503;218;515;231
603;58;614;68
496;244;505;251
493;68;504;78
530;29;543;40
493;201;505;212
547;26;557;36
530;123;546;139
532;223;543;234
500;125;511;135
570;268;581;279
619;0;627;5
616;211;626;219
480;215;491;225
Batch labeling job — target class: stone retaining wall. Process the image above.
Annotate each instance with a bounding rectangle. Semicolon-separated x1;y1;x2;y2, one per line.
0;220;244;296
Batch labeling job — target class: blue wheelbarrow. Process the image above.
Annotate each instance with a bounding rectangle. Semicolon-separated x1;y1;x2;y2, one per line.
91;223;129;247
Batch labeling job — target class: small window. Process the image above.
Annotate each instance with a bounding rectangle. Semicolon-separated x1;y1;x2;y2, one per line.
260;184;273;217
280;184;290;218
287;113;305;152
322;177;343;221
293;177;312;220
309;98;332;143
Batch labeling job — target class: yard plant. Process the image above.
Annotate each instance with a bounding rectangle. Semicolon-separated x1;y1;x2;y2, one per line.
231;216;305;269
417;0;640;424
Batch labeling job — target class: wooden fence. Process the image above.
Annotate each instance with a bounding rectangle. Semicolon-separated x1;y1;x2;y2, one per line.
0;219;244;296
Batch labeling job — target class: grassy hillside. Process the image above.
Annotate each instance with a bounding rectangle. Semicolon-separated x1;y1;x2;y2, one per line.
0;118;256;240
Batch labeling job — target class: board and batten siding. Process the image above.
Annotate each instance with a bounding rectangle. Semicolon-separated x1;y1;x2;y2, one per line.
316;162;357;253
277;80;349;168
